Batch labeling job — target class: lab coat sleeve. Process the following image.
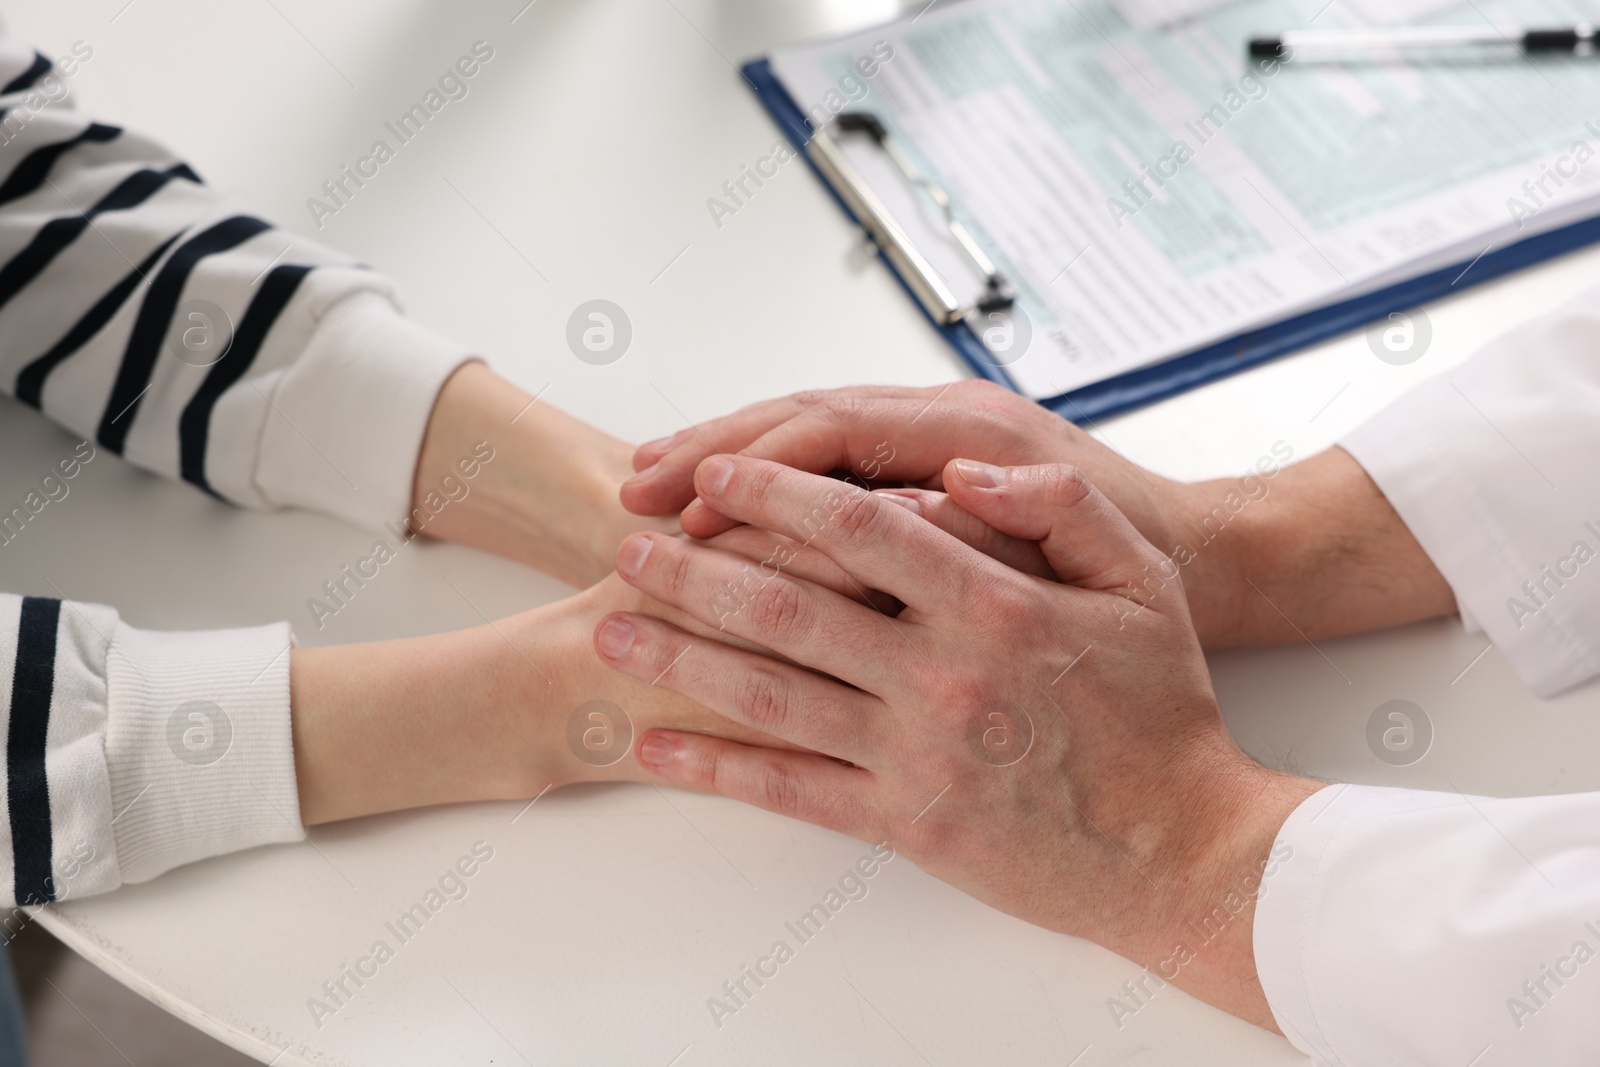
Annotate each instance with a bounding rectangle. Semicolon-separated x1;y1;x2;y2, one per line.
1254;784;1600;1066
1339;289;1600;696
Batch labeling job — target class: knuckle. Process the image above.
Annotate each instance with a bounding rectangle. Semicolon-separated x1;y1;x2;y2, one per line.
661;546;695;599
940;671;992;713
748;579;808;641
824;487;884;542
741;461;779;509
911;660;986;714
936;556;1034;631
981;575;1042;626
955;378;1021;421
951;378;1003;401
803;397;872;446
1045;464;1094;509
734;667;791;731
651;636;691;679
760;760;809;817
818;395;871;424
699;745;733;794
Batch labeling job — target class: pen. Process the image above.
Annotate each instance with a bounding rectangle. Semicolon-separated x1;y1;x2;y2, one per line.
1249;24;1597;61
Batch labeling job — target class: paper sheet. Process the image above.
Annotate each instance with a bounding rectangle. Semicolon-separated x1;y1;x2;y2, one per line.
1111;0;1238;31
772;0;1600;398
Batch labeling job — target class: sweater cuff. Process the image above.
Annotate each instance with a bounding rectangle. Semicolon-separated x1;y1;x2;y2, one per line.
103;618;301;886
254;291;475;533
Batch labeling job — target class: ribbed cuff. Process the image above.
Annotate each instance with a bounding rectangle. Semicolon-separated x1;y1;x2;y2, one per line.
255;291;475;533
102;618;301;886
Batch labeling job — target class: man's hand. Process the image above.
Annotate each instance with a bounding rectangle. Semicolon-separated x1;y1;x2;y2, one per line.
596;454;1320;1029
622;380;1162;540
621;381;1457;646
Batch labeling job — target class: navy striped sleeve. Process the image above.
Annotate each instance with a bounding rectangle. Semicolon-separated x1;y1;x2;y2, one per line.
6;597;60;906
0;30;470;530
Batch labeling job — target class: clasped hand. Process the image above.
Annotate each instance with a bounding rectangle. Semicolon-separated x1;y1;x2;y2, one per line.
596;449;1317;1029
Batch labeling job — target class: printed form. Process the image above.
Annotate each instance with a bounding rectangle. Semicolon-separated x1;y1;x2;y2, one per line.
772;0;1600;397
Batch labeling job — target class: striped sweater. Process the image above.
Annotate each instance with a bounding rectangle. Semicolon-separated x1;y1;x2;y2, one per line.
0;36;472;910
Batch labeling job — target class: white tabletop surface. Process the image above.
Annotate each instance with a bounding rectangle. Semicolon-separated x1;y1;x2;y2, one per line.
5;1;1600;1064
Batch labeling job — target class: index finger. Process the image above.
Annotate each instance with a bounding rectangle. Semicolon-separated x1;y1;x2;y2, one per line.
694;455;1012;614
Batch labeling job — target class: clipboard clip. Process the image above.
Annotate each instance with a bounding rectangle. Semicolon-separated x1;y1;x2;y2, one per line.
806;111;1015;326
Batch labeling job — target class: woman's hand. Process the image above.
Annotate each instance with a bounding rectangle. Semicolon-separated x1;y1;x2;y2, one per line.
287;521;884;824
597;454;1320;1029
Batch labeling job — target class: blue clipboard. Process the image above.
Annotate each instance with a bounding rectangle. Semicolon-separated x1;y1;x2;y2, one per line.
743;56;1600;424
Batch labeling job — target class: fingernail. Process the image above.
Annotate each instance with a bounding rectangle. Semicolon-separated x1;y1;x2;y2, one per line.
699;456;735;496
953;459;1007;488
643;433;678;452
617;534;653;578
627;461;660;485
876;490;922;516
638;734;678;767
596;618;635;659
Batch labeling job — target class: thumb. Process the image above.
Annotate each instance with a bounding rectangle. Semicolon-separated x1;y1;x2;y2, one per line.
942;459;1174;594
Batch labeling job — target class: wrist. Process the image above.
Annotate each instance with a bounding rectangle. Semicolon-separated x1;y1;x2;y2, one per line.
1159;478;1257;647
411;362;669;587
1116;747;1319;1031
445;431;637;587
292;609;571;823
1170;449;1455;648
516;586;640;788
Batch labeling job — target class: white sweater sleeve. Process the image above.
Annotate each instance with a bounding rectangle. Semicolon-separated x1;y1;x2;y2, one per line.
0;38;473;532
1339;286;1600;697
1255;784;1600;1066
0;593;301;908
0;38;476;907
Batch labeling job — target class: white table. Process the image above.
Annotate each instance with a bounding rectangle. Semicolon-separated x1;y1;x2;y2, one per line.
5;1;1600;1063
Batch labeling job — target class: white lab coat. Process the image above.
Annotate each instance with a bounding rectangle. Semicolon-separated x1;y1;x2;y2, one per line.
1255;289;1600;1064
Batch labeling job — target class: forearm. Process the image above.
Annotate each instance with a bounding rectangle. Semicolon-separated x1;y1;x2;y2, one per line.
1106;761;1320;1032
410;362;673;588
1171;447;1456;647
290;576;777;825
290;616;552;825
